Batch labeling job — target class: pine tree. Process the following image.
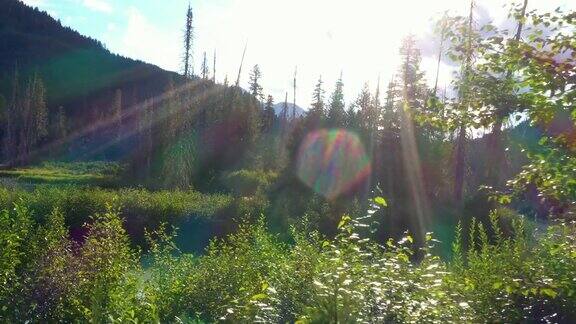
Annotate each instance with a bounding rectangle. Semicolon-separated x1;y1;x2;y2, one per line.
248;65;263;101
182;3;194;78
309;76;325;122
327;74;345;127
355;83;373;129
0;94;6;160
4;67;19;163
54;106;67;140
163;79;179;143
262;95;275;132
382;78;400;136
398;35;427;113
32;73;48;141
201;51;208;79
212;50;217;82
282;92;289;123
113;89;122;140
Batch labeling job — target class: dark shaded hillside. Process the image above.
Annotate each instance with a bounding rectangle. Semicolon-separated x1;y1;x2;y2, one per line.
0;0;188;161
0;0;182;129
0;0;179;109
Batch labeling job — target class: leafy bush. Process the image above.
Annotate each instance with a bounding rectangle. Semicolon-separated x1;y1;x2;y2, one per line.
222;169;277;196
1;196;576;322
0;186;233;245
450;213;576;323
221;199;475;323
0;204;155;322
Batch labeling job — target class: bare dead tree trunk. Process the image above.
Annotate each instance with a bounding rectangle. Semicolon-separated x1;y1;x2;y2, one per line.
292;66;297;121
213;50;216;82
235;42;248;87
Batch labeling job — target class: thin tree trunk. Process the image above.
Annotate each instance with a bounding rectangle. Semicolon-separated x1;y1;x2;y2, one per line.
454;125;466;203
453;0;474;205
486;0;528;188
235;42;248;87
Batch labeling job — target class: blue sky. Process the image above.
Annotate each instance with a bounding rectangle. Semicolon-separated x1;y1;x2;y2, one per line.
20;0;569;108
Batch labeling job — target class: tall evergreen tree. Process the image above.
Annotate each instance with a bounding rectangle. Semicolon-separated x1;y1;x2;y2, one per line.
32;73;48;141
308;76;325;122
262;95;275;132
398;35;427;113
54;106;67;140
4;67;19;163
281;92;289;123
382;79;400;137
113;89;122;140
182;3;194;78
356;83;374;130
327;74;345;127
248;65;263;101
201;51;209;79
212;50;217;82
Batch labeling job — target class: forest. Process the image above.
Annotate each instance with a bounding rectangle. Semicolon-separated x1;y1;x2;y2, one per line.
0;0;575;322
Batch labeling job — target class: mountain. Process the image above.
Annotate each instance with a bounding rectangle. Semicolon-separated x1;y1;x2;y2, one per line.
273;102;306;118
0;0;181;117
0;0;264;167
0;0;187;161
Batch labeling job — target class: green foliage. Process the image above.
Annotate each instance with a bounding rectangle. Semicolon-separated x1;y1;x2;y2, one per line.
0;161;121;186
451;214;576;323
1;195;576;322
0;203;156;322
223;169;277;196
506;139;576;218
223;205;475;323
0;185;233;240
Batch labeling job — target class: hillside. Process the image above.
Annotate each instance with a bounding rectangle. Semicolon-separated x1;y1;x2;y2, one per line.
0;0;263;163
273;102;306;118
0;0;179;108
0;0;188;162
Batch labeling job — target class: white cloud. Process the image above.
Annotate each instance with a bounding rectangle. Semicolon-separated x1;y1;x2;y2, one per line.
82;0;112;14
110;6;180;71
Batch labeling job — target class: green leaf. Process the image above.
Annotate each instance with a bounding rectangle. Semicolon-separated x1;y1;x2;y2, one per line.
337;215;351;229
251;293;268;300
374;197;387;207
540;288;558;298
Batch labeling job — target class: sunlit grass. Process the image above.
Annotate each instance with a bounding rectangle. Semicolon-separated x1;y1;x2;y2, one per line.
0;161;120;186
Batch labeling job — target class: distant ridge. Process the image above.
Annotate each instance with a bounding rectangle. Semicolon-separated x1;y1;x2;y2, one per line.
273;102;306;118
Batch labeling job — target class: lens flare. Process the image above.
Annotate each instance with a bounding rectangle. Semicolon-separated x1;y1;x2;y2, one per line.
296;129;371;199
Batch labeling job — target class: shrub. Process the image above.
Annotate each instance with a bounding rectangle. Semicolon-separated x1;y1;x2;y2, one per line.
450;214;576;323
221;199;476;323
0;203;156;322
1;195;575;322
223;169;277;196
0;186;233;244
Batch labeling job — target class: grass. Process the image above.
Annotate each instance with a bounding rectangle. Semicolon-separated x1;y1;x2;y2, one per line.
0;161;121;186
0;184;235;249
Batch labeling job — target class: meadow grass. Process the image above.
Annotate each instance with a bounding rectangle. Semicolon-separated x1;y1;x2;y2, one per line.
0;161;121;186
